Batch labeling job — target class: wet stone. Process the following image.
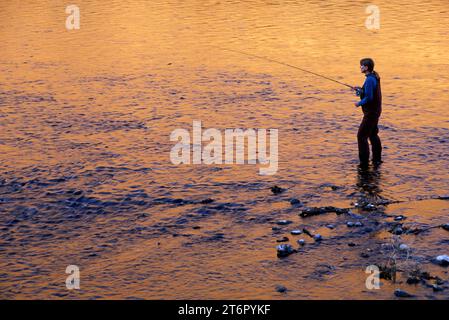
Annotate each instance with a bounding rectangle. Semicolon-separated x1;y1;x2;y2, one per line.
326;224;335;229
441;224;449;231
290;230;302;235
276;237;289;243
391;226;404;235
290;198;301;206
363;203;377;211
399;244;409;251
300;206;349;218
394;215;406;221
271;186;286;194
275;285;287;293
297;239;305;246
394;289;414;298
276;244;296;258
313;234;322;242
276;220;292;225
432;255;449;267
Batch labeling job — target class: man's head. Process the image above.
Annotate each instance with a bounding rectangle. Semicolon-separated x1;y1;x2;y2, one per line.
360;58;375;74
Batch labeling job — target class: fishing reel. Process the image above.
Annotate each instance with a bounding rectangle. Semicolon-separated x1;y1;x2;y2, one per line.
354;86;364;97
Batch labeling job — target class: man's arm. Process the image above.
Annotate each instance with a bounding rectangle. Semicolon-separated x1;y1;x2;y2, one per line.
357;77;376;107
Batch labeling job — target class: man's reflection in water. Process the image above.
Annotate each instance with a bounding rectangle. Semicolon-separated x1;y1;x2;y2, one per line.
356;164;383;203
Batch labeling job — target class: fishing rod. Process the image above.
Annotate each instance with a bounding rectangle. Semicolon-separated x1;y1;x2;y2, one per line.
212;45;360;94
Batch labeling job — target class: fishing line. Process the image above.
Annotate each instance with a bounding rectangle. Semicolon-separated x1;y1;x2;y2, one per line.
211;44;356;90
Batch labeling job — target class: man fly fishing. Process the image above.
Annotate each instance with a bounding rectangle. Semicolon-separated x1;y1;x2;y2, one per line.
214;46;383;167
354;58;382;167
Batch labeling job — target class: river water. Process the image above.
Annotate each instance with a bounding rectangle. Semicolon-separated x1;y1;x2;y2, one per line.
0;0;448;299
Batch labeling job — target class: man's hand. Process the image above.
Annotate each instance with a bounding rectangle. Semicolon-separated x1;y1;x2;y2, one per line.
354;102;360;107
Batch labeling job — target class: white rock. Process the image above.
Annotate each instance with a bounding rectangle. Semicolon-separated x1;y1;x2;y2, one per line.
435;255;449;266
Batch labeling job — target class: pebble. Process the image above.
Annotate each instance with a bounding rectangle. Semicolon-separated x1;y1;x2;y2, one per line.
271;186;286;194
348;242;356;247
364;203;377;210
394;289;414;298
313;234;323;242
394;215;406;221
347;221;363;227
276;244;295;257
326;224;335;229
399;244;409;251
275;285;287;293
433;255;449;266
297;239;305;246
391;226;404;235
276;220;293;225
291;230;302;235
441;224;449;231
290;198;301;206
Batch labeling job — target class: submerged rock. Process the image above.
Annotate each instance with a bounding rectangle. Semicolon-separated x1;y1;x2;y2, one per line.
276;220;293;225
276;237;289;242
276;244;296;257
290;198;301;206
313;234;323;242
441;224;449;231
271;186;286;194
391;225;404;235
290;229;302;235
432;255;449;267
394;289;414;298
300;206;349;218
297;239;305;246
347;221;363;227
399;244;409;252
364;203;377;211
326;224;335;229
394;215;406;221
275;285;287;293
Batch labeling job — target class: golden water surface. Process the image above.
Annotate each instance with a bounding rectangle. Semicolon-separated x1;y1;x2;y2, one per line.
0;0;448;299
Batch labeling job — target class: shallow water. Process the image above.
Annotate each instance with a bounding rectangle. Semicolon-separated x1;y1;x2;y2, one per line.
0;0;448;299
